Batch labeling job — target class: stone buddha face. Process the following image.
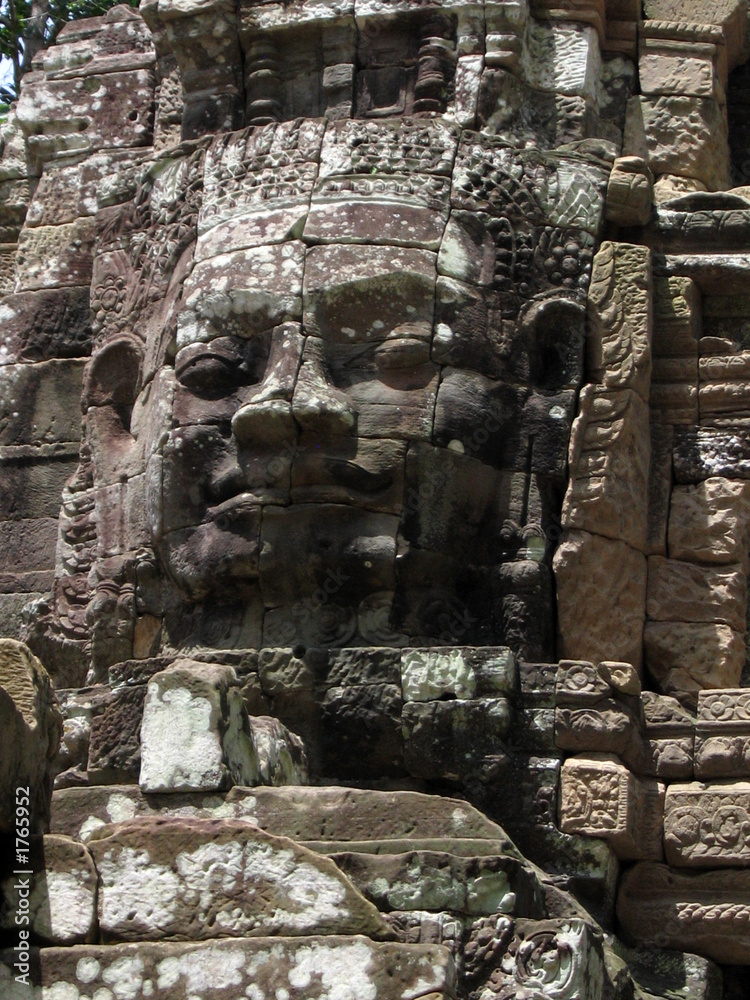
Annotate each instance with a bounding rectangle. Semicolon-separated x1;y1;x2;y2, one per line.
79;117;608;663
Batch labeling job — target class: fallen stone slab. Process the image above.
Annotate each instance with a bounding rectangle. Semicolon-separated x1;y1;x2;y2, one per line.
51;784;514;847
0;935;456;1000
86;817;391;943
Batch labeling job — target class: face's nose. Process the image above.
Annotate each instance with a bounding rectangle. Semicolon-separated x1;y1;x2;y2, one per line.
230;323;301;449
291;337;356;438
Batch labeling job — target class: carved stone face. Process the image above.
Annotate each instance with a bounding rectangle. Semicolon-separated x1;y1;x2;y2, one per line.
82;118;608;657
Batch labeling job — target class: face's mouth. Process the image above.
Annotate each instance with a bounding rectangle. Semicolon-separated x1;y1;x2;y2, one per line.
204;493;270;529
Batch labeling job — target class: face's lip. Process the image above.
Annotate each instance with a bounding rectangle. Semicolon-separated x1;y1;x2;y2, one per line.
320;460;394;495
204;492;279;527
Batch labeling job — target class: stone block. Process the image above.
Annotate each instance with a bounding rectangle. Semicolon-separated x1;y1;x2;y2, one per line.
15;218;96;291
0;287;92;364
86;685;146;784
561;387;651;551
0;518;58;574
644;620;745;699
646;556;747;631
650;382;698;424
555;699;642;759
639;38;720;99
401;648;477;702
402;698;512;781
618;861;750;963
560;754;664;861
640;691;695;780
332;850;544;917
0;359;85;446
522;22;601;100
624;94;730;190
653;275;702;348
16;68;155;165
87;816;389;941
673;427;750;482
586;242;653;399
604;157;654;227
642;0;746;70
624;946;723;1000
695;689;750;779
0;834;96;943
669;477;750;564
664;780;750;867
469;917;606;1000
139;660;259;793
319;682;403;780
554;530;647;671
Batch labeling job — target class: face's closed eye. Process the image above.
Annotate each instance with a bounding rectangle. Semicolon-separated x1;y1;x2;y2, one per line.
174;334;271;398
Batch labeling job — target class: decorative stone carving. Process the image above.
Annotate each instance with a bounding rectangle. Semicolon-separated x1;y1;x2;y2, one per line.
695;688;750;779
560;753;664;860
618;861;750;964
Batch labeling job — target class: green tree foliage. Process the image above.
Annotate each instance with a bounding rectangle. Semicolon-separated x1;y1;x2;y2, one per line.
0;0;138;102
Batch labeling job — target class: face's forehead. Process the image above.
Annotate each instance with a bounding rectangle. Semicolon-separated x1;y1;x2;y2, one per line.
161;117;609;357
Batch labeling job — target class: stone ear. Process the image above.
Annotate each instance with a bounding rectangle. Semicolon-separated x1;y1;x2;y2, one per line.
521;297;587;392
82;335;143;426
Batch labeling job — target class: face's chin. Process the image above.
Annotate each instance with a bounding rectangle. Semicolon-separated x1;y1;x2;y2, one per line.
157;516;262;602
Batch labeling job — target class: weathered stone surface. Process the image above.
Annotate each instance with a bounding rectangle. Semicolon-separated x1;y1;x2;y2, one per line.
625;95;731;191
1;935;456;999
644;620;745;700
560;754;664;861
554;531;647;671
402;698;512;781
0;834;96;943
86;683;145;784
0;639;62;834
0;359;85;446
562;386;651;550
621;945;723;1000
668;478;750;564
646;556;747;632
87;817;390;941
466;917;607;1000
605;157;654;227
618;862;750;964
641;691;695;780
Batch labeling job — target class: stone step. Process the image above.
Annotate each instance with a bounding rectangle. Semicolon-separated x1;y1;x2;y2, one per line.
300;837;516;856
51;783;514;848
1;935;456;1000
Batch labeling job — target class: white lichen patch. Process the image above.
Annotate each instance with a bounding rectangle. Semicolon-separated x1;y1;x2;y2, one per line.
402;649;475;703
139;681;226;792
155;945;246;993
287;940;377;1000
106;793;139;824
32;869;96;942
97;847;179;934
76;957;101;984
101;956;145;1000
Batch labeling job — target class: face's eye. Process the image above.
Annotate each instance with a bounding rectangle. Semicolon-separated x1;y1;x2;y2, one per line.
175;336;268;396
